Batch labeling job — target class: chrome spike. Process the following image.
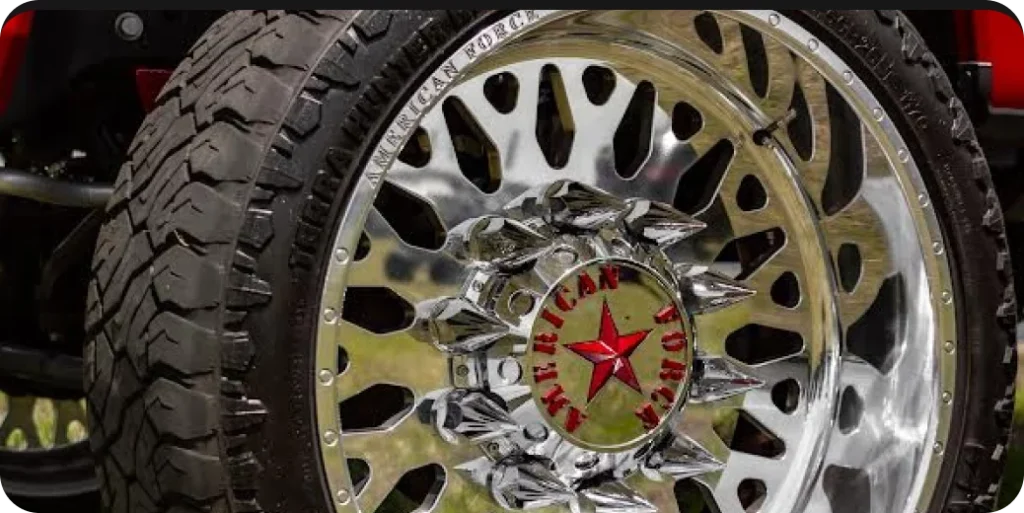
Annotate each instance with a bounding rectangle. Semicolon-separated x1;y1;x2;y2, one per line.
643;434;724;481
490;457;578;511
505;180;627;230
503;182;558;220
447;215;551;269
432;390;520;444
621;199;706;247
683;269;756;314
456;456;496;488
690;355;764;403
420;297;510;354
582;481;657;513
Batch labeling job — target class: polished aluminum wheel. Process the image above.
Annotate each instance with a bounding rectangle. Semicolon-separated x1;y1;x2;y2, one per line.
315;11;956;513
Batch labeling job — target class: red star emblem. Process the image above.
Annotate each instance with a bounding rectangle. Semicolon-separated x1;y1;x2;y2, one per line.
567;300;651;402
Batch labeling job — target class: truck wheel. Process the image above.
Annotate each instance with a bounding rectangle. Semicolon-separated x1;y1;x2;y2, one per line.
86;10;1015;513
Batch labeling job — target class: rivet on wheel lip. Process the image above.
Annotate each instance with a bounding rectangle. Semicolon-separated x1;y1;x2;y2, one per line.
334;248;350;264
807;38;819;52
842;70;854;84
323;430;339;446
940;291;952;305
943;341;955;353
323;308;339;324
318;369;335;386
917;193;930;207
941;391;952;404
932;442;944;455
768;13;780;26
932;242;944;255
336;489;351;504
898;148;910;163
872;108;885;121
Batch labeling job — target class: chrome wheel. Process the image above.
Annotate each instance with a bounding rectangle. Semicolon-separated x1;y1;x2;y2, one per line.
316;10;955;513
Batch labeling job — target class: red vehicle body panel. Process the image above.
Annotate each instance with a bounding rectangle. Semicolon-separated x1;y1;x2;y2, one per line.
0;11;33;118
958;9;1024;109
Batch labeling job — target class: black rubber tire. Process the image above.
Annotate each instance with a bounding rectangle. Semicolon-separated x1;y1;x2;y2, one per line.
84;10;1015;513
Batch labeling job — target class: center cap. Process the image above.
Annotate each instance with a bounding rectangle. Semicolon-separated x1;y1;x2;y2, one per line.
527;258;694;452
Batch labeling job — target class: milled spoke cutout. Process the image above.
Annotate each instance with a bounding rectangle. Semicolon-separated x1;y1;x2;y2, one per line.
536;64;575;169
737;478;767;513
822;465;870;513
342;287;415;335
846;275;904;374
725;324;804;366
348;458;370;495
820;84;864;216
837;386;864;434
739;25;768;99
769;271;800;309
837;243;862;294
718;410;786;459
339;384;415;433
770;378;800;415
583;65;617;105
674;139;736;215
672;101;704;141
674;479;718;513
443;97;502;193
613;80;657;179
355;231;372;261
375;181;447;250
376;464;446;513
694;12;724;54
712;227;786;281
735;175;767;212
398;127;432;168
483;72;520;114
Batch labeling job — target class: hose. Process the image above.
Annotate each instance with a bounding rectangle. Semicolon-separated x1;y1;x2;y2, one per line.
0;167;112;208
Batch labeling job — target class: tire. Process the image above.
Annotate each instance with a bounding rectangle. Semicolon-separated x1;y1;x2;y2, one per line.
84;10;1015;513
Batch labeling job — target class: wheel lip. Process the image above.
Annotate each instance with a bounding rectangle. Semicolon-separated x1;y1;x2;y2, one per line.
313;10;956;513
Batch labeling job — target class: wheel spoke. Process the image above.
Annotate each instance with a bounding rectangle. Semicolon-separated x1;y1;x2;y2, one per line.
386;114;495;228
336;321;449;400
822;131;894;328
743;245;807;334
786;59;832;209
349;208;466;304
758;36;798;121
676;149;788;267
710;452;786;513
432;466;504;513
343;413;480;513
